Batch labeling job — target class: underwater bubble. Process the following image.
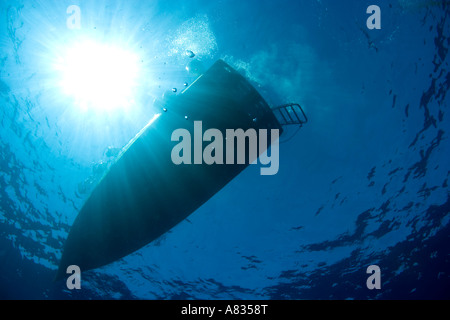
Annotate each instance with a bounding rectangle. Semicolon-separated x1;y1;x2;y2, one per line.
184;82;189;87
163;108;167;112
185;50;196;58
172;88;177;93
185;115;189;120
168;15;218;59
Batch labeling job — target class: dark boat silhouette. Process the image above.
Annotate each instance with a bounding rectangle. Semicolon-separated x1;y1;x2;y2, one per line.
55;60;307;280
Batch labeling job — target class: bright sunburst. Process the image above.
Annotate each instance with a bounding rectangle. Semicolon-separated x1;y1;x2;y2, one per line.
56;40;140;112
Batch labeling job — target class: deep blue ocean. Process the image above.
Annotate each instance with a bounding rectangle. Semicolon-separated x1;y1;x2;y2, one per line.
0;0;449;300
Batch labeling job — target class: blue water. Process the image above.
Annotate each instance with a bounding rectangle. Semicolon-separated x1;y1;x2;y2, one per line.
0;0;449;300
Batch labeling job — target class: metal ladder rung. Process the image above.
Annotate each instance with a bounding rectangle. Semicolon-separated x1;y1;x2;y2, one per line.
272;103;308;127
